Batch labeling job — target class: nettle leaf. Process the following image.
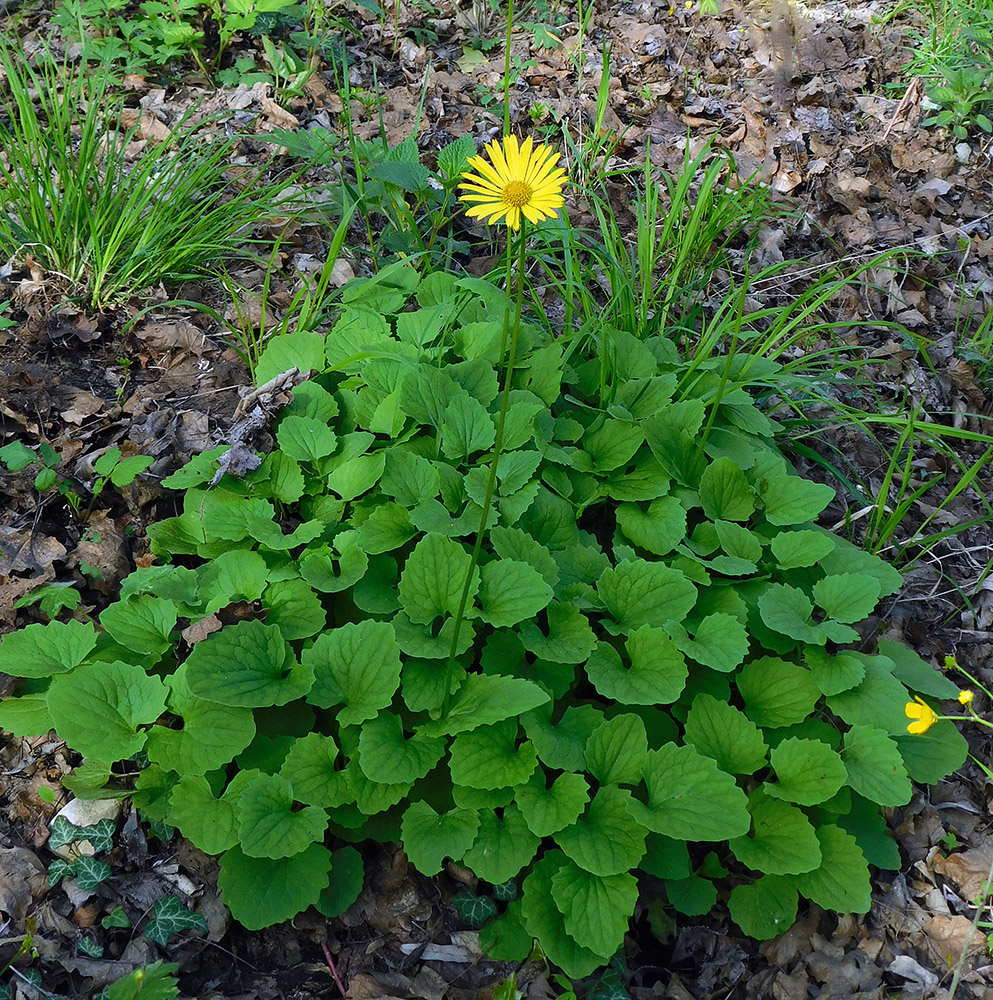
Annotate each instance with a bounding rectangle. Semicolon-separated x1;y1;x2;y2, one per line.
519;602;597;664
478;559;554;627
357;713;446;784
699;458;756;521
463;804;540;883
185;620;313;709
144;895;207;946
812;574;881;624
168;775;239;855
399;533;478;625
585;628;687;705
401;801;480;875
99;596;177;656
450;719;539;790
632;744;750;841
683;694;768;775
729;795;821;875
805;647;865;697
737;656;821;729
279;733;350;807
555;785;647;877
522;853;613;978
300;533;369;594
615;496;685;558
276;414;338;463
237;772;328;859
550;860;638;959
758;583;857;645
0;620;96;678
667;613;749;673
219;843;332;931
584;714;648;786
757;474;834;526
842;725;911;807
304;621;402;725
765;738;847;806
518;770;589;837
420;674;549;737
792;824;871;914
598;561;696;634
729;875;799;940
770;530;835;570
47;660;168;761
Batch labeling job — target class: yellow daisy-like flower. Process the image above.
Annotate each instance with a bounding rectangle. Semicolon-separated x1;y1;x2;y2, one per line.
459;134;567;231
905;696;938;735
959;689;974;705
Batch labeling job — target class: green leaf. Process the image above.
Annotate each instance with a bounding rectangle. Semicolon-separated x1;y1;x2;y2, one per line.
633;743;751;841
399;533;478;625
463;804;540;883
728;875;798;939
315;846;365;918
236;772;328;859
450;720;539;790
49;816;116;853
419;674;549;736
263;579;326;640
757;474;834;525
521;853;612;978
300;533;369;594
327;452;386;501
770;530;835;570
683;694;768;775
0;693;56;737
554;785;647;877
615;497;686;556
812;574;881;624
584;714;648;786
437;133;475;178
805;647;865;697
303;621;402;725
550;860;637;958
699;458;756;521
819;535;903;597
71;856;112;891
106;961;180;1000
144;895;207;946
477;559;554;628
276;415;337;463
895;720;968;784
218;843;332;930
102;907;131;930
826;655;910;735
729;795;821;875
168;776;238;855
667;613;749;673
401;801;480;875
758;583;857;645
355;504;416;555
792;824;871;913
878;640;960;699
198;549;269;613
582;419;643;472
357;713;446;784
765;738;847;806
47;660;168;761
478;900;534;962
99;596;177;656
519;602;597;664
279;733;350;807
441;394;496;459
585;628;687;705
842;725;911;807
523;704;604;772
0;620;96;678
598;561;696;634
185;620;313;708
517;770;589;837
738;656;821;728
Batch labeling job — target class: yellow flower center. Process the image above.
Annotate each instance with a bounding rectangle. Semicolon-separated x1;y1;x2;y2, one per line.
502;180;533;207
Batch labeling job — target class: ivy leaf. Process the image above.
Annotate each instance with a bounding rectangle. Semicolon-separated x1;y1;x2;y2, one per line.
450;720;539;790
631;744;750;841
729;795;822;875
584;714;648;786
683;694;768;775
792;824;871;914
463;804;540;883
218;843;332;931
842;725;911;807
738;655;821;729
598;561;696;634
478;559;554;628
699;458;756;521
550;860;638;959
452;893;499;929
185;620;313;709
555;785;647;877
585;628;687;705
47;660;168;762
357;713;446;784
144;895;207;946
71;856;112;892
419;674;549;737
303;621;402;725
812;574;881;624
237;772;328;859
615;497;686;556
401;801;481;875
765;738;847;806
399;533;478;625
0;620;96;678
518;770;589;837
49;816;116;853
728;875;799;940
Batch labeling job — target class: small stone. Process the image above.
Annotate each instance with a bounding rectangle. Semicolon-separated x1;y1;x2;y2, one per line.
955;142;971;164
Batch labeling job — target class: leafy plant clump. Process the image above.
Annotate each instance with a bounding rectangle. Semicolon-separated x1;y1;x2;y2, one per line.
0;262;968;975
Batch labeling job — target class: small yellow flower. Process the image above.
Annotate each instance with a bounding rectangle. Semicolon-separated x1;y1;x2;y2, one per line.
459;134;567;231
959;689;974;705
905;696;938;735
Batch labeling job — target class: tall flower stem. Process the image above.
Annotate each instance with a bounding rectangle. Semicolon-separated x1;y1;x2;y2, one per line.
441;224;527;716
503;0;514;136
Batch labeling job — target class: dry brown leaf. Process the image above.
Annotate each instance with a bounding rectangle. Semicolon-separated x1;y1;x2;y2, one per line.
932;848;993;902
922;914;986;964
